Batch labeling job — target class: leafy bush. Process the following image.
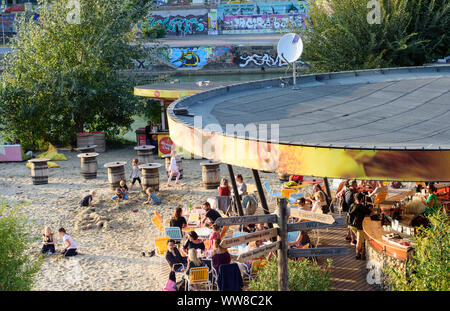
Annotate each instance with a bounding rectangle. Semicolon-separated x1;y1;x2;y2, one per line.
387;209;449;291
249;258;333;291
0;200;42;291
302;0;449;72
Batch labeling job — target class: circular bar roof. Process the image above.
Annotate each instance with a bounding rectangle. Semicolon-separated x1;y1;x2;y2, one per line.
167;65;450;181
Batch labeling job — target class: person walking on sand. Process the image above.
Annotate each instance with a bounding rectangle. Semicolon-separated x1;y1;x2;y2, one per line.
167;150;180;187
129;158;144;191
58;228;78;257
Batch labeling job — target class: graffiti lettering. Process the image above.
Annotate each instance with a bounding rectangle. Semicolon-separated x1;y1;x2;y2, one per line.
148;14;208;35
223;13;306;31
170;47;208;68
237;53;288;67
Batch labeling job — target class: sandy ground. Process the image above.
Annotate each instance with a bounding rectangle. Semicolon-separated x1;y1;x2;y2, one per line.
0;146;287;291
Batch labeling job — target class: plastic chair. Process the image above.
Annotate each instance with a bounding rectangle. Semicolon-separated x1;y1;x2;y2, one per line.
243;259;266;281
287;231;299;243
263;181;282;197
186;266;211;291
204;239;210;250
155;210;170;226
164;227;182;242
232;232;248;250
152;216;164;234
154;236;170;273
282;189;296;199
220;226;229;239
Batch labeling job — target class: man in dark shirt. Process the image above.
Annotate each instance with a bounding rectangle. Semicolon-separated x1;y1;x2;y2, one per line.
144;120;158;154
201;202;221;226
348;193;371;260
165;239;187;272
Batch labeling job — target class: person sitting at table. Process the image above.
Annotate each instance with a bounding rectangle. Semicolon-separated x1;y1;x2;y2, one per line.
256;223;267;231
235;174;247;196
170;206;187;231
296;197;310;211
246;239;263;253
242;223;256;233
200;201;221;226
185;248;206;290
211;238;231;273
166;239;187;272
289;230;311;248
421;184;438;216
183;231;205;253
218;178;231;196
208;225;221;250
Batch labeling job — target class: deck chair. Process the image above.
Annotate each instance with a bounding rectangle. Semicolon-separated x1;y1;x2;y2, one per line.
155;210;170;226
152;215;165;234
154;236;170;273
243;259;266;281
263;181;282;197
220;226;229;239
164;227;182;242
186;266;211;291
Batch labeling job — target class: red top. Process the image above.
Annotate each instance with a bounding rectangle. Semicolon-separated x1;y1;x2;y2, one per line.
218;186;231;196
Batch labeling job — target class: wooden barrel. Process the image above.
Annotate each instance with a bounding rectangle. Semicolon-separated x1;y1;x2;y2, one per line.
28;158;49;185
92;132;106;153
200;161;221;189
104;161;127;190
278;172;290;182
77;153;99;179
77;145;97;153
134;145;155;165
77;133;94;148
139;163;161;191
162;154;183;180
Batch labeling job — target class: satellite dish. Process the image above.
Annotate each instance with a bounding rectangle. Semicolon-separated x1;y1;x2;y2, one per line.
277;33;303;63
277;33;303;89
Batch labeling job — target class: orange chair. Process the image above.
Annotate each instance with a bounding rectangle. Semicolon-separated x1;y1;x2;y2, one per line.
243;259;266;281
220;226;229;239
154;236;170;272
282;189;296;199
186;267;211;291
152;215;164;234
204;239;210;250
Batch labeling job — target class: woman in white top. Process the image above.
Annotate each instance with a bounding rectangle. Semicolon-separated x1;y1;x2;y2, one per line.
58;227;78;257
167;150;180;187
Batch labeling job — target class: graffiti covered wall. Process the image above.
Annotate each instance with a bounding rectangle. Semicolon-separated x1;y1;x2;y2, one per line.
148;9;208;35
218;1;309;34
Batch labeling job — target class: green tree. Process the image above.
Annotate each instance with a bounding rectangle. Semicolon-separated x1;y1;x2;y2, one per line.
249;258;333;291
0;0;152;149
0;200;42;291
387;209;449;291
302;0;422;72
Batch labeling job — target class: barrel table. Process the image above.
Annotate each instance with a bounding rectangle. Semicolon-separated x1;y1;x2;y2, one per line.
139;163;161;191
77;144;97;153
28;158;50;185
104;161;127;190
278;172;290;182
200;161;221;190
134;145;155;165
77;153;99;179
162;154;183;180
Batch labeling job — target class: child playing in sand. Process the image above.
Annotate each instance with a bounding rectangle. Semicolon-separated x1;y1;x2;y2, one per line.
167;150;180;187
58;227;78;257
129;158;144;191
41;226;55;254
119;180;129;195
80;191;96;207
143;187;161;205
112;187;128;202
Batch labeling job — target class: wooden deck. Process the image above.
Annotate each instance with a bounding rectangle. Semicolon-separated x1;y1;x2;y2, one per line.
315;221;378;291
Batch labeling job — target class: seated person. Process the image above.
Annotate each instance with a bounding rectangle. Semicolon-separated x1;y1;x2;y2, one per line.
183;231;205;253
165;239;187;272
289;230;311;248
80;191;96;207
58;228;78;257
242;223;256;233
119;180;128;195
185;249;206;289
41;226;55;254
170;207;187;230
208;225;221;250
200;202;221;226
296;197;311;211
211;238;231;273
218;178;231;196
143;187;161;205
112;188;128;201
235;174;247;196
